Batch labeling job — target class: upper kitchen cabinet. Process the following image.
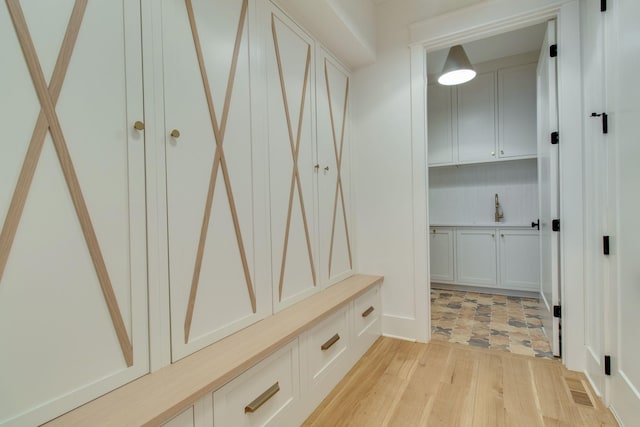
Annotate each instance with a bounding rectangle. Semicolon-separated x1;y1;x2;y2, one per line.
457;71;497;163
162;0;270;361
266;4;320;311
427;55;538;167
498;63;537;159
427;83;455;165
0;0;148;424
317;48;354;287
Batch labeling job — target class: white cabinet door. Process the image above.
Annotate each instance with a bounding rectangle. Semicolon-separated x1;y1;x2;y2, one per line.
162;0;268;361
456;229;497;286
317;49;353;287
498;63;537;159
267;5;319;310
498;229;540;291
457;72;497;163
427;83;455;165
429;228;455;282
0;1;148;425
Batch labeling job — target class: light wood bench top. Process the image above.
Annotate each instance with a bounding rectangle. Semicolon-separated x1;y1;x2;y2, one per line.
45;274;383;427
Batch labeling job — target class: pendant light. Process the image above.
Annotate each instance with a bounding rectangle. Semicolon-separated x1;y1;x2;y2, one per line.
438;45;476;86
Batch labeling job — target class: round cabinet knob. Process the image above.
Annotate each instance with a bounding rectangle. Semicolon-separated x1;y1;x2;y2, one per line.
491;151;495;156
491;233;495;238
501;234;505;238
133;121;145;131
500;149;504;155
314;164;320;171
170;129;181;138
324;166;330;172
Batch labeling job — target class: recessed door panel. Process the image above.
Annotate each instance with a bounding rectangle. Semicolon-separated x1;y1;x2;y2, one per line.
0;0;147;425
318;50;353;286
163;0;262;361
267;7;318;310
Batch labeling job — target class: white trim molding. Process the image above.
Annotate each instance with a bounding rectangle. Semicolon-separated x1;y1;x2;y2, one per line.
409;0;585;371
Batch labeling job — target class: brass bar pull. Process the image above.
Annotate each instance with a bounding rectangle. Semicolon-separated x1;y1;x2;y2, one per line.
321;333;340;351
244;382;280;414
362;306;374;318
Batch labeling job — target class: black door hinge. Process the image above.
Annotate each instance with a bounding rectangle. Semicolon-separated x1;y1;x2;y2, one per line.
603;235;610;255
604;355;611;375
552;219;560;232
553;305;562;318
551;131;559;145
601;0;607;12
550;44;558;57
590;112;609;134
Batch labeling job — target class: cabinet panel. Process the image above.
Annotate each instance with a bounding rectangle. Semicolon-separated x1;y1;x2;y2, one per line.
429;228;455;282
456;229;497;286
499;229;540;291
427;83;455;165
498;63;537;158
317;49;353;286
0;1;148;425
456;72;497;163
213;340;299;427
161;395;213;427
267;5;319;311
162;0;266;361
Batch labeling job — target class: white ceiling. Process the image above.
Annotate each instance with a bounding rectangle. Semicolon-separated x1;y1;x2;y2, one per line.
426;22;547;75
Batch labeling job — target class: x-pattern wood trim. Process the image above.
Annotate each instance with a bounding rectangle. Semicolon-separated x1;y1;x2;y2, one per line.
183;0;256;343
4;0;133;366
324;59;353;275
271;15;317;301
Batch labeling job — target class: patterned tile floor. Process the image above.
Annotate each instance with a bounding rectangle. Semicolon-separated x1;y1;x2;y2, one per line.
431;288;557;359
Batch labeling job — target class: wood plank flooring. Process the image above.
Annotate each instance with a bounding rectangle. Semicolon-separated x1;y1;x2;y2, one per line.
303;337;618;427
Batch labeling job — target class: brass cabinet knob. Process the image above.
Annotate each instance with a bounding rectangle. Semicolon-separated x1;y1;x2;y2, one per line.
314;164;320;171
133;121;145;131
500;149;504;155
324;166;330;172
170;129;181;138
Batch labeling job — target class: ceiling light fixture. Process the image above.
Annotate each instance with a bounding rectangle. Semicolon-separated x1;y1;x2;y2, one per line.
438;45;476;86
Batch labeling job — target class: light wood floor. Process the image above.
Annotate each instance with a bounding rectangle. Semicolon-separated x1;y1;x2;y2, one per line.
303;337;618;427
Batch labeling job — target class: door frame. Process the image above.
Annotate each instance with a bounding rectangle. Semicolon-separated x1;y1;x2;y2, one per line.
409;0;586;371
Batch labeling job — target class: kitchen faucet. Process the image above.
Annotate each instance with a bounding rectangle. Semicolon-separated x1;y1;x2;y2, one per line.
495;193;504;222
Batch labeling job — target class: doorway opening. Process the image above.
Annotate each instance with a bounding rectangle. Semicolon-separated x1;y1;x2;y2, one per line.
425;23;560;360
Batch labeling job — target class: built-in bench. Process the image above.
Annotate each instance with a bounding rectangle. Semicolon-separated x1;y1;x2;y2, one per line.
45;274;383;426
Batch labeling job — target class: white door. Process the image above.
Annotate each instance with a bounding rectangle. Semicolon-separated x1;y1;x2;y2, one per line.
0;1;148;425
317;49;353;286
536;21;561;356
607;0;640;422
162;0;267;361
266;5;319;310
582;0;608;397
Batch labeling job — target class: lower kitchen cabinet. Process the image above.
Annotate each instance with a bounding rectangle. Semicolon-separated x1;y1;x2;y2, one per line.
498;229;540;291
429;228;455;282
430;227;540;293
456;229;498;287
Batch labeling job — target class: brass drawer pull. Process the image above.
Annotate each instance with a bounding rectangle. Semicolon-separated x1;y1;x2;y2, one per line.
244;382;280;414
321;333;340;351
362;306;374;318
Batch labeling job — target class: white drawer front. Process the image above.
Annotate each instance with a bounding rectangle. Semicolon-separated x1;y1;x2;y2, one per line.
353;285;381;357
303;306;350;388
213;340;299;427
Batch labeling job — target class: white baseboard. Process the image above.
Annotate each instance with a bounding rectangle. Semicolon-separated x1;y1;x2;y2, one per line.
382;314;421;341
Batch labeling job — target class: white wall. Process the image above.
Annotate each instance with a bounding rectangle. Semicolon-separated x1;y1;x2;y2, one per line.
429;160;538;226
352;0;486;339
